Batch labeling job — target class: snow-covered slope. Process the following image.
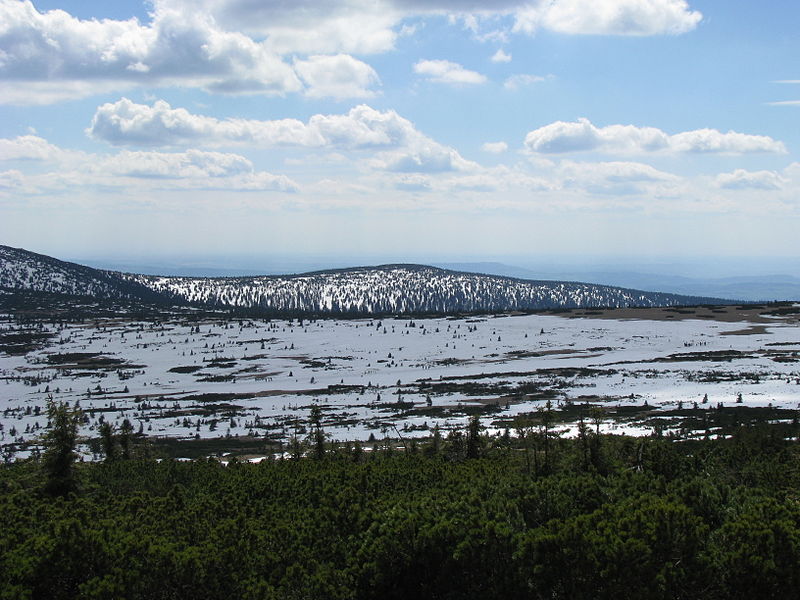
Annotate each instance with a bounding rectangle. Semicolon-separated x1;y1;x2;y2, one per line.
121;264;722;313
0;245;162;302
0;245;724;314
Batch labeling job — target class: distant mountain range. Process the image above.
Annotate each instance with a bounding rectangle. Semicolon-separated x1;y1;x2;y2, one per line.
437;262;800;302
0;245;729;315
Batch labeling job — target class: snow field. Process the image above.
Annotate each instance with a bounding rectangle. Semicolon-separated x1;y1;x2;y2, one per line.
1;310;799;456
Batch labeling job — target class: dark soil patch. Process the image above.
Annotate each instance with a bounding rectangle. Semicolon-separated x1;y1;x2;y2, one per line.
47;352;102;364
646;350;753;363
179;392;251;403
0;330;54;355
168;365;203;374
720;326;769;336
46;352;129;370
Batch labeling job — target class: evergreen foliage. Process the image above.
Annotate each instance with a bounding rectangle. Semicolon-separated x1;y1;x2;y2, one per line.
1;428;799;598
40;400;81;497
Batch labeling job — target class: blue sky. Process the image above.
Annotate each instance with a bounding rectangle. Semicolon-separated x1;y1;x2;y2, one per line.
0;0;798;270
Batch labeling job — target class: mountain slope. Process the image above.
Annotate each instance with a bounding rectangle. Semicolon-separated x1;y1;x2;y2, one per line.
0;245;164;302
0;245;727;314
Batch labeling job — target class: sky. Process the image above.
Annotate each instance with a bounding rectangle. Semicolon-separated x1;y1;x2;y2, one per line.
0;0;799;272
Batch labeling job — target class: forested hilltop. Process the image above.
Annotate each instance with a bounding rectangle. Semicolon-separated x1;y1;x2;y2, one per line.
121;265;722;313
0;244;725;315
2;416;799;599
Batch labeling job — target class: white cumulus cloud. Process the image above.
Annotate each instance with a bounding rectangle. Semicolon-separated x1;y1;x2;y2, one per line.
172;0;702;52
380;142;478;173
561;160;677;182
0;135;62;161
514;0;702;36
716;169;785;191
89;99;419;149
88;99;477;175
0;1;305;103
0;0;703;103
558;160;680;196
0;0;386;103
88;98;321;147
160;0;402;55
524;118;786;155
100;149;254;179
490;48;512;63
102;148;300;191
669;129;787;154
413;59;487;85
294;54;381;99
0;134;299;194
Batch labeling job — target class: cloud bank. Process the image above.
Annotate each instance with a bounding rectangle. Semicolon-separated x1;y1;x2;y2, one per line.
0;0;382;103
524;118;786;155
0;135;298;194
87;98;478;174
0;0;703;104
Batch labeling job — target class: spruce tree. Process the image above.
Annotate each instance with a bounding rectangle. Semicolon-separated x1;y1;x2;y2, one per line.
42;400;81;496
